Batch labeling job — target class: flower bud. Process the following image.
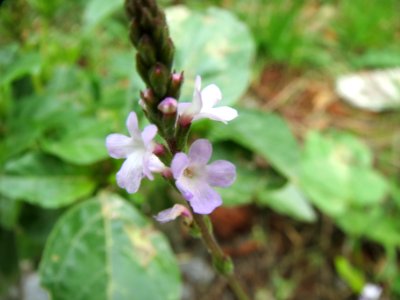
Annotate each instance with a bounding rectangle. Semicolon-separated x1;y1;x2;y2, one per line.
138;35;157;66
149;63;169;97
168;71;184;99
158;97;177;114
140;89;155;104
153;143;165;156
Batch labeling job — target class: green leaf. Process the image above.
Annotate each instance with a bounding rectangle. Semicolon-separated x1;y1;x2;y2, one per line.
39;193;181;300
83;0;123;29
0;196;20;229
300;131;388;217
336;206;400;247
0;175;95;208
41;118;110;165
335;256;365;293
218;167;268;206
0;52;41;86
210;108;301;179
258;184;316;222
167;6;255;105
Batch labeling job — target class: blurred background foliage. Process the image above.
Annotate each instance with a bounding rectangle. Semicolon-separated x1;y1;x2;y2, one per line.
0;0;400;299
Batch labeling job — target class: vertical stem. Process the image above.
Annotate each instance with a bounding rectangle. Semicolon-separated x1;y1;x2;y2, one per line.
191;212;250;300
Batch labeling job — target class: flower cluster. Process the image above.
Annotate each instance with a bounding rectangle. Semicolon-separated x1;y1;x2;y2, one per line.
106;76;237;222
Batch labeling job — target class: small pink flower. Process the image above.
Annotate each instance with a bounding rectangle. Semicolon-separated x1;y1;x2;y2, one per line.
106;112;164;193
171;139;236;214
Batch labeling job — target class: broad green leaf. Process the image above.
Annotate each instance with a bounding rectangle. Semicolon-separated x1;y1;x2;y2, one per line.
336;206;400;247
210;108;301;180
218;167;268;206
39;193;181;300
167;6;255;105
42;118;110;165
258;184;316;222
0;175;94;208
300;131;388;217
84;0;123;29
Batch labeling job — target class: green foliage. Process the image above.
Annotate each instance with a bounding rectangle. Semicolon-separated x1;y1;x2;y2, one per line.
210;108;301;180
167;6;255;105
300;132;388;217
335;256;366;293
258;184;316;223
39;193;181;300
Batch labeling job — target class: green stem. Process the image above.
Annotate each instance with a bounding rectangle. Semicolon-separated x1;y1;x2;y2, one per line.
190;211;250;300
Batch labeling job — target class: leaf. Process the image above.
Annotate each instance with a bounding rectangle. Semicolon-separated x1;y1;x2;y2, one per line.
218;167;268;207
0;196;20;229
41;118;110;165
0;52;41;86
210;108;301;180
336;206;400;247
335;256;365;293
0;175;95;208
1;152;95;208
167;6;255;105
300;131;388;217
39;193;181;300
258;184;316;222
83;0;123;29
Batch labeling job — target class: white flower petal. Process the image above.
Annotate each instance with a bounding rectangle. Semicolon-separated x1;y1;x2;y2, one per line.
194;106;238;124
105;134;134;159
116;153;143;193
201;84;222;109
126;112;140;137
141;124;157;147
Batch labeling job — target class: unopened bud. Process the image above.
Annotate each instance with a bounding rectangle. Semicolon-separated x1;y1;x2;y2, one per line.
168;71;184;98
138;35;157;66
158;97;177;114
140;89;155;105
149;63;169;97
153;143;165;156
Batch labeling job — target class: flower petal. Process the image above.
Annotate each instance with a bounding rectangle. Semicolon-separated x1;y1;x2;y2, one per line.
116;153;143;193
186;181;222;214
143;154;166;179
188;139;212;165
126;112;140;137
171;152;190;179
206;160;236;187
105;133;134;159
201;84;222;109
154;204;191;223
141;124;157;147
194;106;238;124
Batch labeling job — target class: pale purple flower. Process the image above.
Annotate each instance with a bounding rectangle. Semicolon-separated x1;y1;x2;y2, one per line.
154;204;192;223
106;112;165;193
171;139;236;214
178;76;238;125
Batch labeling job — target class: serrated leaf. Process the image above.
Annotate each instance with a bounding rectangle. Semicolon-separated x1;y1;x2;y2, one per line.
167;6;255;105
210;108;301;179
258;184;316;222
39;193;181;300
